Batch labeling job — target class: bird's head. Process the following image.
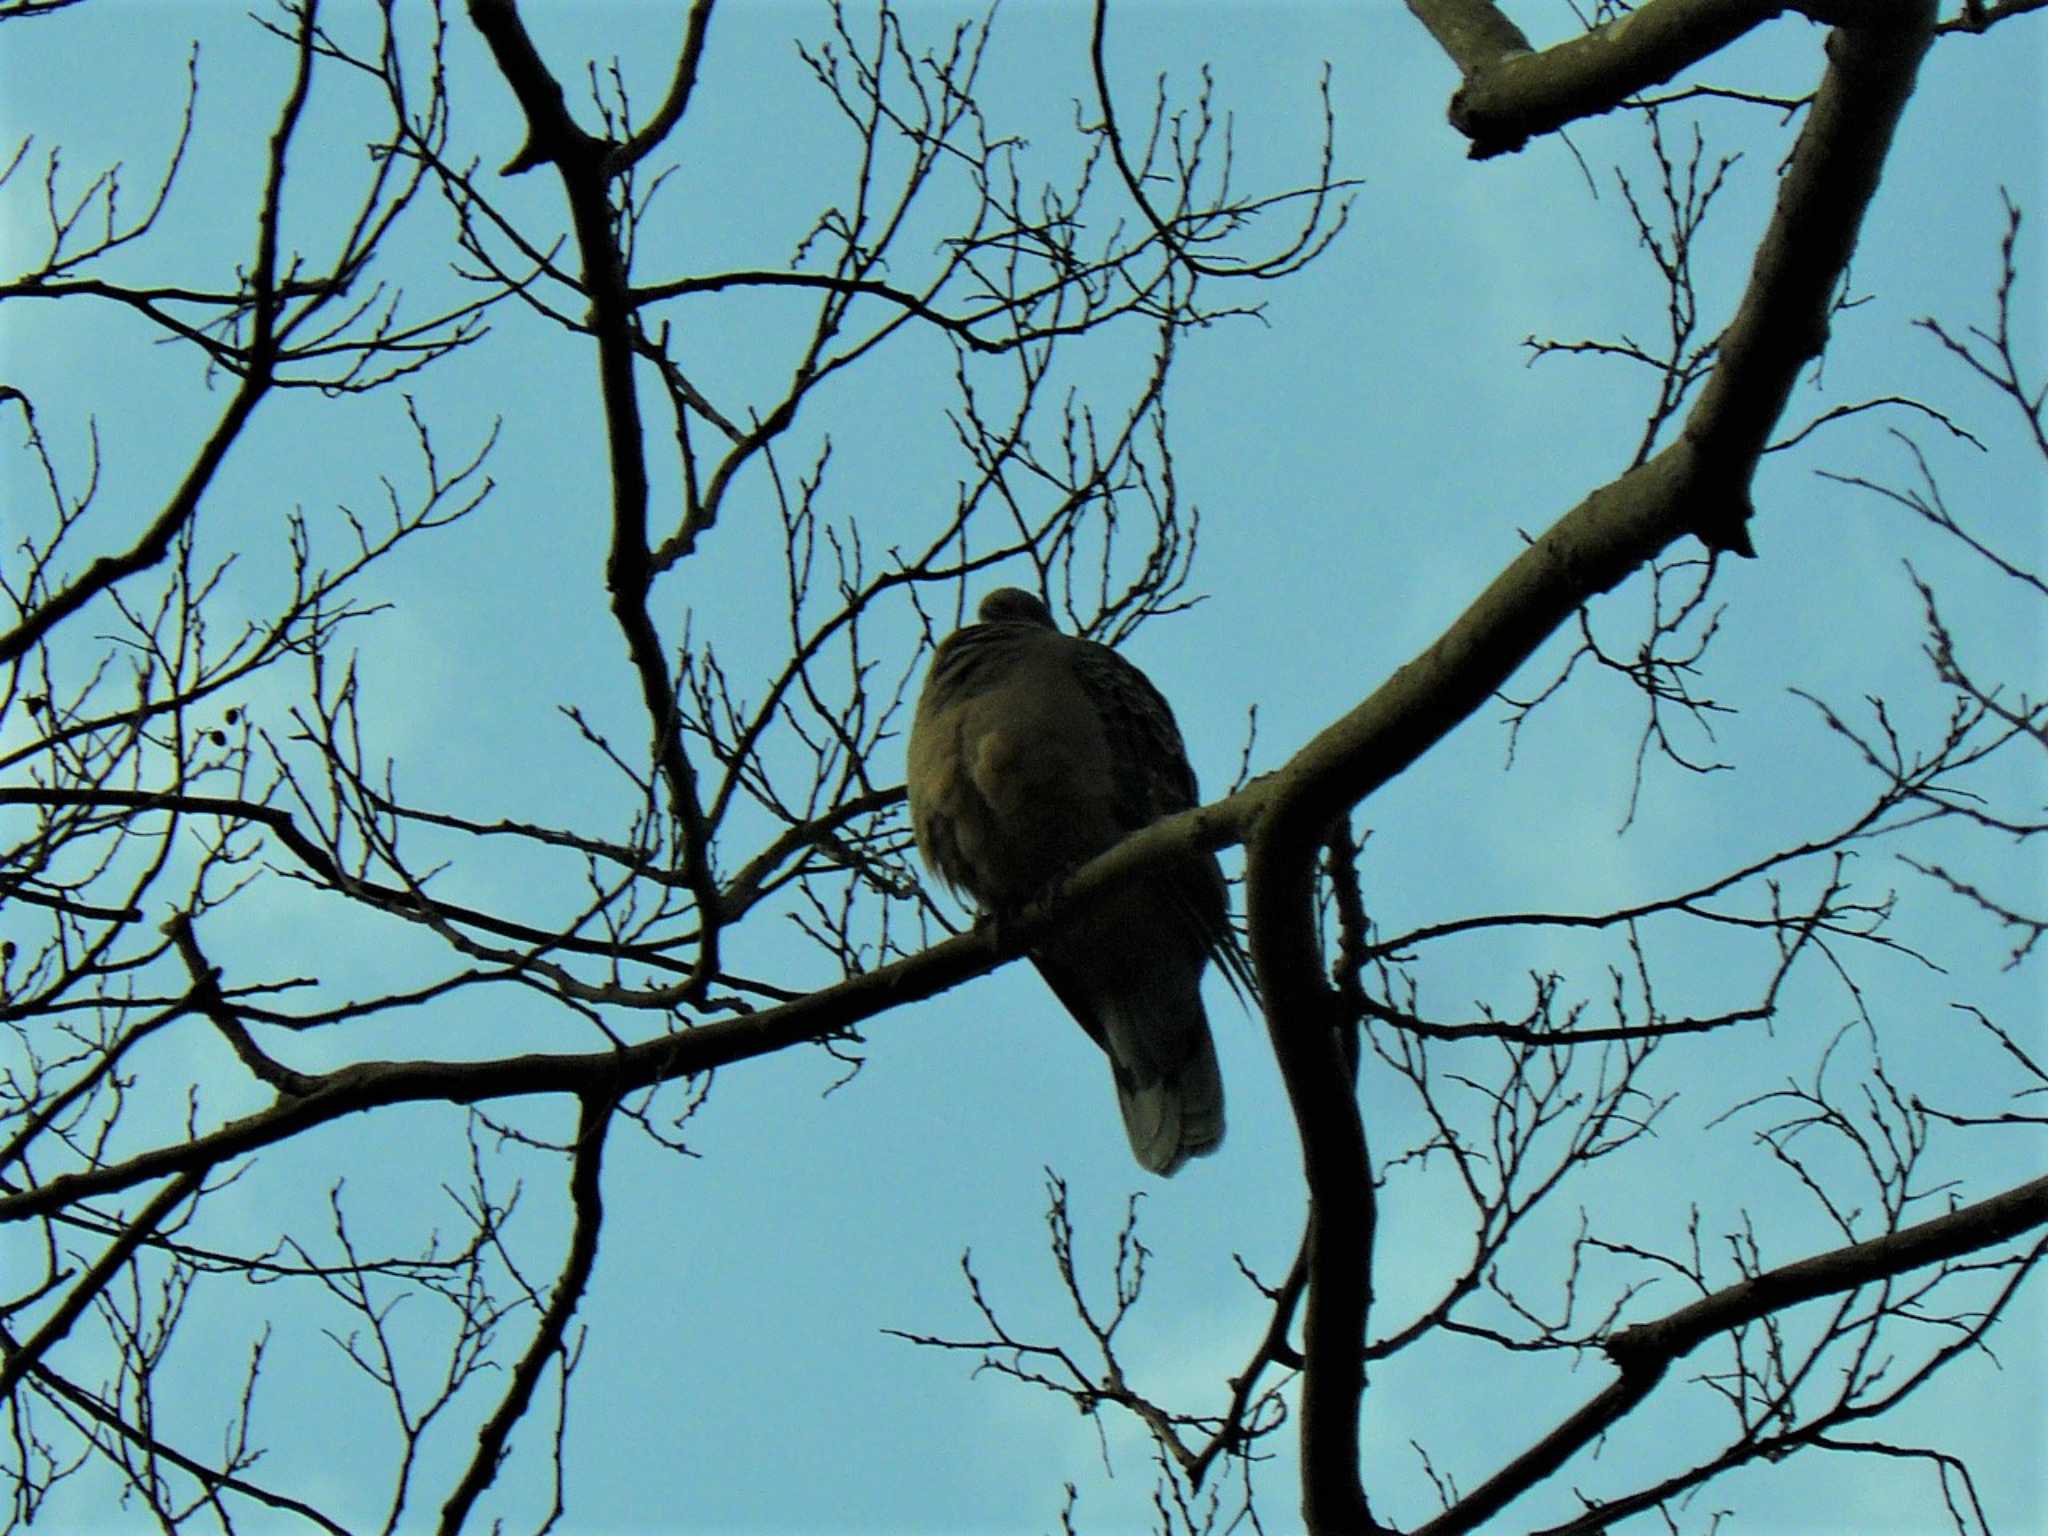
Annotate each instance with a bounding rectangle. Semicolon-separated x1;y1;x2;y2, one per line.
977;587;1056;628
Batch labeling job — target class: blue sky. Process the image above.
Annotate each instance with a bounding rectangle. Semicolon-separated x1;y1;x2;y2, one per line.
3;3;2044;1533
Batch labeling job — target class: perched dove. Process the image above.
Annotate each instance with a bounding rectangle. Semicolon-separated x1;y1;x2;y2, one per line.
907;587;1248;1175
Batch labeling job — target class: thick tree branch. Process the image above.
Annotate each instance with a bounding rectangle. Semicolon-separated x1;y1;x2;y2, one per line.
465;0;723;991
0;916;1013;1225
1416;0;1924;159
164;913;318;1096
1226;4;1935;863
1247;811;1380;1534
1437;0;1782;157
1607;1174;2048;1369
1412;1174;2048;1534
1401;0;1532;76
1936;0;2048;31
605;0;716;175
1229;11;1935;1531
1682;9;1935;538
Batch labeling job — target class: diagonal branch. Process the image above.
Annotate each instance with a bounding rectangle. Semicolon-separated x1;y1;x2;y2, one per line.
1427;0;1781;158
1241;10;1936;1531
0;1167;208;1399
1413;0;1924;160
0;373;269;667
6;1342;351;1535
604;0;716;175
1606;1174;2048;1370
0;0;324;664
1412;1173;2048;1535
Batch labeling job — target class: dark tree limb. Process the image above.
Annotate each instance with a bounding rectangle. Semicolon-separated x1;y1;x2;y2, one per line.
1936;0;2048;32
437;1090;612;1533
0;1168;208;1400
604;0;716;175
0;373;270;668
1683;9;1935;546
1239;9;1935;1530
1411;0;1926;160
1401;0;1532;76
4;1342;351;1535
163;913;318;1097
1607;1174;2048;1370
1247;809;1380;1534
464;0;724;993
0;912;1012;1225
1409;1174;2048;1535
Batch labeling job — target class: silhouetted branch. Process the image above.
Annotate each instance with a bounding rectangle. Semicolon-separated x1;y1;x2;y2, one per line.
437;1091;610;1532
1413;1175;2048;1535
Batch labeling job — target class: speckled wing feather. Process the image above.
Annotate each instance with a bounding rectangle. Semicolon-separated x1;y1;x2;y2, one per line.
1066;638;1254;1001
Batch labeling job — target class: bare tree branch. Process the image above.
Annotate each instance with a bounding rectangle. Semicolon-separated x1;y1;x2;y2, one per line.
1414;1175;2048;1535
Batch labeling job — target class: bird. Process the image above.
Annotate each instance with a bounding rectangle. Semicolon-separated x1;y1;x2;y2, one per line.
905;586;1250;1175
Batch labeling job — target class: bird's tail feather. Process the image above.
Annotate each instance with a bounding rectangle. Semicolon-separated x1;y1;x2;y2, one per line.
1113;1031;1224;1176
1100;994;1224;1176
1031;936;1226;1177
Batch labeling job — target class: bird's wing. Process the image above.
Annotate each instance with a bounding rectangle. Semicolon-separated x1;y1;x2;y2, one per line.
1069;637;1257;1002
907;611;1119;908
